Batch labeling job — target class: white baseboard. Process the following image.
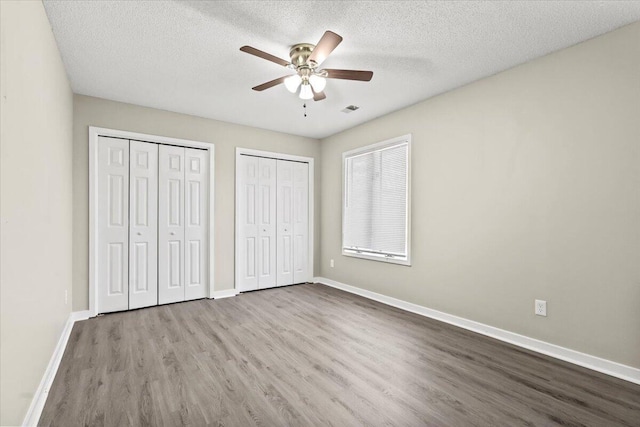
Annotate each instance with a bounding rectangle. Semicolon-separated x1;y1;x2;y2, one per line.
313;276;640;385
22;310;91;427
211;289;238;299
70;310;91;322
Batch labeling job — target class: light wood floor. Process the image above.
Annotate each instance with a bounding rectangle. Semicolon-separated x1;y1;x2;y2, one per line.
40;283;640;426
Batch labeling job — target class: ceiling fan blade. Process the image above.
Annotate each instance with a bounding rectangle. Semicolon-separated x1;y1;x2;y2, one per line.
240;46;290;67
307;31;343;66
252;76;289;91
313;90;326;101
324;69;373;81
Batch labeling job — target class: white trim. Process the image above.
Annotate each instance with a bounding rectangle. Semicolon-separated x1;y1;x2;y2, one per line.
342;134;412;266
236;147;314;164
70;310;91;322
211;289;239;299
89;130;98;317
22;310;91;427
313;276;640;385
207;146;216;299
89;127;215;316
235;147;315;292
89;126;213;150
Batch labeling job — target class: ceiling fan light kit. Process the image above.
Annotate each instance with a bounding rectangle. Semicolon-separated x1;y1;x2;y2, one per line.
284;74;302;93
299;83;314;100
240;30;373;102
309;74;326;92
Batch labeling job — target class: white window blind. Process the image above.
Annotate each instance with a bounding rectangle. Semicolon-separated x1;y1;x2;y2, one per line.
343;136;410;265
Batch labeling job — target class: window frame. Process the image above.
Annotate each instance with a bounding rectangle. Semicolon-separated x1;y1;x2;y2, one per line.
342;134;412;266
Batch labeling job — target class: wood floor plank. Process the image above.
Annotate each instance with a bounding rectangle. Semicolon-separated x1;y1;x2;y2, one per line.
40;284;640;426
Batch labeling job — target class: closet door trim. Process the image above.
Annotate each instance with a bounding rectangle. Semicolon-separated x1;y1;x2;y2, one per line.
235;147;314;292
89;126;215;317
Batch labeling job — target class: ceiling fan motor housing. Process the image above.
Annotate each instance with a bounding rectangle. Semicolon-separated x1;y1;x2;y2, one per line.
290;43;316;67
289;43;328;82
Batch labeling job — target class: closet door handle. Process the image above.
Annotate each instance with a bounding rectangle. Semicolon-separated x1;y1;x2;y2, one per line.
137;232;142;236
170;231;176;236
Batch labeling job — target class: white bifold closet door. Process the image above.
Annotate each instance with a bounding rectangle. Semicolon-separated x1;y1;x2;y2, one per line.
237;155;277;291
98;136;130;313
276;160;294;286
129;141;159;309
237;155;259;291
237;155;309;292
97;138;209;313
184;149;209;300
292;161;309;283
277;161;309;286
158;145;209;304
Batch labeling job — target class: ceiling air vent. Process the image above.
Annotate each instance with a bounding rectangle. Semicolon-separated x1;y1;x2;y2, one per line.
341;105;360;113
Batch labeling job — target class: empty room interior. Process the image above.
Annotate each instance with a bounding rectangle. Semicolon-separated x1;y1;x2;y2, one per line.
2;1;640;425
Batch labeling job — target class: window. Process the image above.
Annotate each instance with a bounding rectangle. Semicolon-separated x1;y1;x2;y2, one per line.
342;135;411;265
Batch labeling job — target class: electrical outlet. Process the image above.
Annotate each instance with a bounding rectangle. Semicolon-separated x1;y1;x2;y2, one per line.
330;259;334;268
535;299;547;317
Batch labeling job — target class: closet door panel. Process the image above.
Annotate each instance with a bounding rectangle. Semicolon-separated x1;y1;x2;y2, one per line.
97;136;129;313
185;148;208;300
129;141;159;309
159;145;186;304
293;162;310;284
258;158;277;289
277;160;294;286
237;155;259;291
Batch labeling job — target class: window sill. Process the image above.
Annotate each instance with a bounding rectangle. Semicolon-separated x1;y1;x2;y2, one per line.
342;250;411;266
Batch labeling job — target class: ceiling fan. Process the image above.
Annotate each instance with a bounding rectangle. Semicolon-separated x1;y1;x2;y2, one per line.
240;31;373;101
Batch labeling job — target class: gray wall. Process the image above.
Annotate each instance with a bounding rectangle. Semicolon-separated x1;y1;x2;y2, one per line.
73;95;321;311
320;22;640;368
0;1;74;424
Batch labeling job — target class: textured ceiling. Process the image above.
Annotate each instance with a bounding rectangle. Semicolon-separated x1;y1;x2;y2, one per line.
43;1;640;139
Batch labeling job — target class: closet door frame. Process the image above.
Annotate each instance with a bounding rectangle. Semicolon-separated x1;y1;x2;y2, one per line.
235;147;315;292
89;127;215;317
